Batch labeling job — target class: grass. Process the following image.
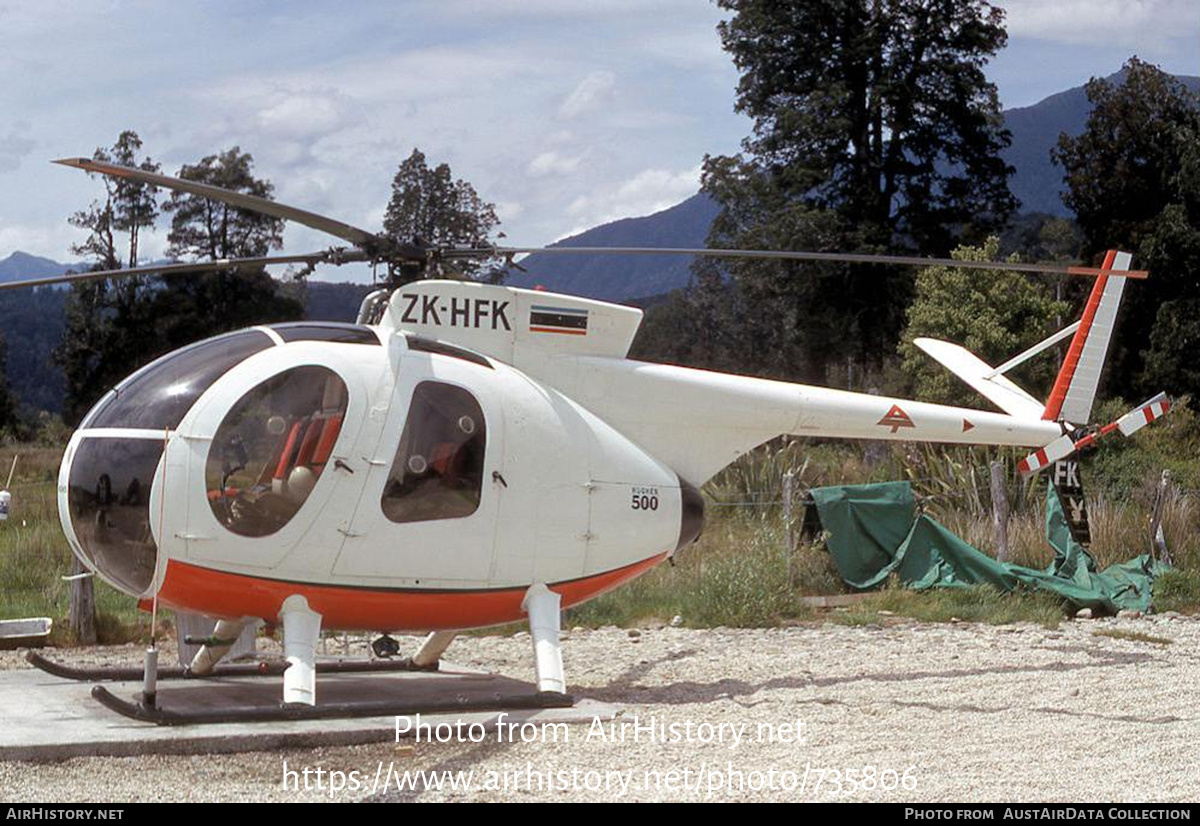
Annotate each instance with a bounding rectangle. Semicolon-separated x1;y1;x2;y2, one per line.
567;513;816;628
1152;569;1198;615
830;583;1068;628
1092;629;1173;646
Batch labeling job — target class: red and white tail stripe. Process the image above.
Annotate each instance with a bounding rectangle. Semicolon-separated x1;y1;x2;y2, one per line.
1019;392;1172;476
1042;250;1131;424
1016;433;1076;475
1116;392;1171;436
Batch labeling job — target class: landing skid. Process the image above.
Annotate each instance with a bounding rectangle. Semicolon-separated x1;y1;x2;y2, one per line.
25;650;437;683
90;684;574;726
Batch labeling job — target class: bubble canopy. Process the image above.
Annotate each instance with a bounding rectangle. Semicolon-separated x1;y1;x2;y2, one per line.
64;324;380;595
82;330;274;431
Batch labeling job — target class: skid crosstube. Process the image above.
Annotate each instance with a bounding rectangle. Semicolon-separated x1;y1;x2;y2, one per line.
25;650;437;682
90;684;575;726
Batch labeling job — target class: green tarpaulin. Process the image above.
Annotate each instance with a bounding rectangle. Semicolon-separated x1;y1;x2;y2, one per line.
809;481;1168;613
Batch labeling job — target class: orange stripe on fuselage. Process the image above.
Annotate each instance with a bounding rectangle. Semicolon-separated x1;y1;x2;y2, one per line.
1043;249;1117;421
154;554;668;631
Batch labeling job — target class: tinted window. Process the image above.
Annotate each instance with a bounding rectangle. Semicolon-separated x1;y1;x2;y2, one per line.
406;336;492;368
84;330;273;430
206;365;349;537
381;382;486;523
272;322;381;345
67;437;163;595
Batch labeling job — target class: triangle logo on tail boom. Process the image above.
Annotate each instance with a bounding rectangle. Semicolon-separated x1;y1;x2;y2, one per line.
877;404;915;433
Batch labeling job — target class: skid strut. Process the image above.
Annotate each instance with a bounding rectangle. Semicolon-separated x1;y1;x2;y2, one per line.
522;583;567;695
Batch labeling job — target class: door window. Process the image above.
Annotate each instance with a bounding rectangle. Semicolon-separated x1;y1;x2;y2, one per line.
381;382;486;523
206;365;348;537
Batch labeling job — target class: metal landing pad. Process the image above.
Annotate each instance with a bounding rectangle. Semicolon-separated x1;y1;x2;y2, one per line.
0;664;620;761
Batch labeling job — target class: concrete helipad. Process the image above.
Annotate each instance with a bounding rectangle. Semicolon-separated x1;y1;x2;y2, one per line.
0;662;620;761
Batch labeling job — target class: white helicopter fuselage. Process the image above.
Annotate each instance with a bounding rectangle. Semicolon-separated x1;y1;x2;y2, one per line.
58;280;1061;633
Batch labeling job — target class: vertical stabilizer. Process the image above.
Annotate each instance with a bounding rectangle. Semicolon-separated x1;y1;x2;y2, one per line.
1042;250;1130;423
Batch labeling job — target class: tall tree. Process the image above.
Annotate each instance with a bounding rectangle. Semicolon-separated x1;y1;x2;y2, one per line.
1053;57;1200;400
383;148;500;281
56;131;161;422
715;0;1015;250
55;141;303;424
685;0;1016;384
158;147;303;346
67;130;161;270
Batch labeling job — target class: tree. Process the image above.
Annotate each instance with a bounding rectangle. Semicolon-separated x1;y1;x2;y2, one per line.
1053;57;1200;399
157;147;303;345
898;237;1066;406
67;130;161;270
683;0;1017;384
55;140;303;424
383;148;500;281
56;131;162;423
714;0;1015;251
0;335;20;435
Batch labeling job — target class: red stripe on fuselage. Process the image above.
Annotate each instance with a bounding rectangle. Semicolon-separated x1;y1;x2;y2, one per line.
154;554;668;630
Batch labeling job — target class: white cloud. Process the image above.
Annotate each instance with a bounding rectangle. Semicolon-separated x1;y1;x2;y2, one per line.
999;0;1198;48
0;220;75;262
0;125;36;173
495;201;524;223
558;70;616;119
256;91;347;141
561;164;701;237
527;151;582;177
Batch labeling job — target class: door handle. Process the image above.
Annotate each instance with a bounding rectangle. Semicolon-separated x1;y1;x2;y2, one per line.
334;459;355;474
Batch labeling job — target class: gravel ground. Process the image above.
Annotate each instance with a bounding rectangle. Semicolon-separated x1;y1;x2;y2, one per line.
0;614;1196;803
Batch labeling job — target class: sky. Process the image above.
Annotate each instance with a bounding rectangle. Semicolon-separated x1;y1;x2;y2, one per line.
0;0;1195;282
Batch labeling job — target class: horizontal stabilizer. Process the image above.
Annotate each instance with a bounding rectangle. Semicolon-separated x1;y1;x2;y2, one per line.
912;338;1044;419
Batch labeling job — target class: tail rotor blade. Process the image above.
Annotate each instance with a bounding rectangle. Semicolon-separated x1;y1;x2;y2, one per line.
1114;392;1172;437
1019;392;1174;476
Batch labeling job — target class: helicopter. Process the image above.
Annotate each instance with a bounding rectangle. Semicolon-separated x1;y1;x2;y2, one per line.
3;157;1173;724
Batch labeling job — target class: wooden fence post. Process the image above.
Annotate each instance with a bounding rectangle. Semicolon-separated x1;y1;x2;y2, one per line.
783;470;795;585
68;556;97;644
1149;469;1174;566
990;460;1010;562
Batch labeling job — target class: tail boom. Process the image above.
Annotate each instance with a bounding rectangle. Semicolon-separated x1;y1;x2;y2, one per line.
555;358;1063;485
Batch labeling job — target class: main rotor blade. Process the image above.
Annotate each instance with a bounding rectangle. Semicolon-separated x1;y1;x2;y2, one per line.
54;157;386;250
0;251;365;291
481;246;1148;279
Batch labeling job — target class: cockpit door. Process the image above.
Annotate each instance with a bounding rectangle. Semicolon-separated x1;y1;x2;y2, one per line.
331;347;501;586
177;344;370;572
